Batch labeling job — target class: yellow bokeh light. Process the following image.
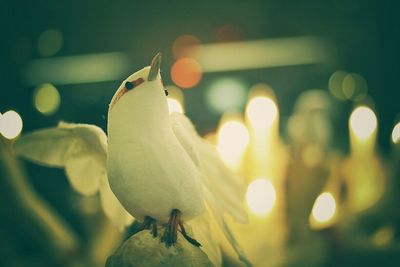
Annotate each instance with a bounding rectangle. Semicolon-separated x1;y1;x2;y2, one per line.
246;178;276;216
33;83;61;115
216;117;249;169
0;110;23;139
246;96;278;128
167;98;184;114
391;122;400;144
311;192;336;223
349;106;377;141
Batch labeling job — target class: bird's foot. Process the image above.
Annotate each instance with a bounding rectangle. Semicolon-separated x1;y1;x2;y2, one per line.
161;209;201;247
133;216;158;237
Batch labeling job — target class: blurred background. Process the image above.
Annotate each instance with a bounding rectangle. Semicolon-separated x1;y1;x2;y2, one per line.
0;0;399;266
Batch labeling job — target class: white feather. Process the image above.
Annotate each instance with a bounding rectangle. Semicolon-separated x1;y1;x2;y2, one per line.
13;122;133;229
170;112;251;266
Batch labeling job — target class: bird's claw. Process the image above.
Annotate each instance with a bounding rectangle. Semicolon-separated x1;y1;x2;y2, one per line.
161;209;201;247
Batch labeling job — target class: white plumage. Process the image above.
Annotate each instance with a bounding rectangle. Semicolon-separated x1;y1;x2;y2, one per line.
13;54;250;267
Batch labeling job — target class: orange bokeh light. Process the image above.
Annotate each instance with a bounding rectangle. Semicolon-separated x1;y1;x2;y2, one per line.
172;35;201;59
171;58;202;89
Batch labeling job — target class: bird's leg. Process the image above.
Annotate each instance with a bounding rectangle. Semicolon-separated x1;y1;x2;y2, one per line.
161;209;201;247
132;216;157;237
162;209;180;246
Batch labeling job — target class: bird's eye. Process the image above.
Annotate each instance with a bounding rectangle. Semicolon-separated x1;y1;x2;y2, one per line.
125;81;134;90
124;78;145;90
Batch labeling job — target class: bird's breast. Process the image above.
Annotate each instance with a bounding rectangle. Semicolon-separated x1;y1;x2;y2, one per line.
107;136;205;223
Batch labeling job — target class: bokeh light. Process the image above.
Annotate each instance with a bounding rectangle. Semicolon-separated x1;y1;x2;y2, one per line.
205;78;247;114
171;58;202;88
33;83;61;115
246;96;278;128
329;71;368;102
246;178;276;216
37;29;63;57
349;106;377;141
391;122;400;144
372;225;394;247
172;35;201;59
0;110;23;139
311;192;336;224
216;115;249;170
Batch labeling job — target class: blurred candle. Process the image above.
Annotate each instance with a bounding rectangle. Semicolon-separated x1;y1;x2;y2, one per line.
309;192;337;229
245;85;280;180
216;113;249;171
349;106;377;158
347;105;384;212
391;122;400;145
246;177;276;217
0;110;23;139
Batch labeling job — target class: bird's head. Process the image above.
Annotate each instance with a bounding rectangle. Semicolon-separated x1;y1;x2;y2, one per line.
108;53;168;113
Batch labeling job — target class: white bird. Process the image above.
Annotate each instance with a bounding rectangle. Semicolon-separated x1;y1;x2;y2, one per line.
14;53;251;267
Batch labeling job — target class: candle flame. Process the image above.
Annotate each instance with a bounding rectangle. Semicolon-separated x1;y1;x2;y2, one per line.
216;116;249;170
0;110;23;140
310;192;336;226
246;96;277;129
349;106;377;141
246;178;276;217
391;122;400;144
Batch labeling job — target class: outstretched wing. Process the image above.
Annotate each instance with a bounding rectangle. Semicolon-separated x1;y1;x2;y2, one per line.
13;122;133;230
170;112;251;266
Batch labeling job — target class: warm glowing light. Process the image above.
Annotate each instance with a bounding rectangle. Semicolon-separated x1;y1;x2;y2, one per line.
0;110;23;139
172;35;201;59
167;98;184;114
246;178;276;216
349;106;377;140
216;116;249;169
392;122;400;144
311;192;336;223
246;96;278;128
37;29;63;57
33;83;61;115
205;78;247;114
171;58;202;88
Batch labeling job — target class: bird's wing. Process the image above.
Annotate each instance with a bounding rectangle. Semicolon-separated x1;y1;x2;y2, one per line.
170;112;251;266
13;122;133;230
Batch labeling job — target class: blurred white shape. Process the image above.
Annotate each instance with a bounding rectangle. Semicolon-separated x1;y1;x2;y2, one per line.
167;98;184;114
246;96;277;129
246;178;276;216
0;110;23;139
195;36;329;72
216;115;249;170
25;52;130;85
33;83;61;115
391;122;400;144
311;192;336;223
349;106;377;141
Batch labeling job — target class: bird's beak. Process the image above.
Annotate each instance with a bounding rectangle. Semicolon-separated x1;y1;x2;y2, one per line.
147;52;162;81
